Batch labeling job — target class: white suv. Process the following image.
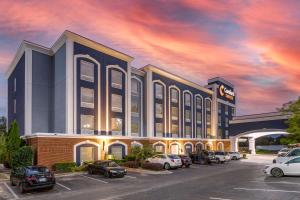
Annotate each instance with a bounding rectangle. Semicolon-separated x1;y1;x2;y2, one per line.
228;152;241;160
146;154;182;169
274;148;300;164
214;151;230;163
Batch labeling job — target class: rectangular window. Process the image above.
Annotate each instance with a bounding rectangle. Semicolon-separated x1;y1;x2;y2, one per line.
196;98;202;109
206;100;211;111
185;94;191;106
196;127;202;138
155;103;163;118
232;107;235;116
156;123;163;137
185;110;191;122
171;106;178;120
81;87;94;108
131;79;139;95
225;117;229;127
225;130;229;138
196;112;202;124
155;84;163;99
13;99;16;114
131;117;139;136
131;98;139;114
155;145;163;153
218;103;221;114
218;115;221;126
80;60;94;82
185;126;191;138
225;105;228;115
111;70;123;89
111;118;122;135
80;147;95;163
207;128;211;136
111;94;122;112
171;89;178;103
81;115;94;134
14;78;16;92
218;129;222;139
206;114;211;125
111;146;123;160
171;124;179;137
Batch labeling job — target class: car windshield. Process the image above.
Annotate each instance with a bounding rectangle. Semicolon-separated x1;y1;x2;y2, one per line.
215;152;225;155
108;162;119;167
168;155;180;159
26;167;49;175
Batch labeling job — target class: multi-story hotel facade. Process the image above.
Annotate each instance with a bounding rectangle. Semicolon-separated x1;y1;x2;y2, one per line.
6;31;236;168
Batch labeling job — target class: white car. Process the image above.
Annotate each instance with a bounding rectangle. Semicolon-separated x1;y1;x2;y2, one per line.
146;154;182;169
274;148;300;164
228;152;241;160
214;151;230;163
264;156;300;177
277;148;290;157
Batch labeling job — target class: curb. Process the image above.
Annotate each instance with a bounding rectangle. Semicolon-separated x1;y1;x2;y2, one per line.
125;168;173;175
54;172;86;178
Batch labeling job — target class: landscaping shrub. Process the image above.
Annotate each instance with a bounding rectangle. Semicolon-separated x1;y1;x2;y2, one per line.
71;165;87;172
124;154;136;162
141;162;164;171
11;146;33;168
111;159;125;164
120;161;139;168
53;162;76;173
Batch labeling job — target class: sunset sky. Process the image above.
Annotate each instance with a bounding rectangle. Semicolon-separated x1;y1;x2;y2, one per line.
0;0;299;116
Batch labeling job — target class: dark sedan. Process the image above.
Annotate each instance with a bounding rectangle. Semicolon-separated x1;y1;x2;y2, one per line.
87;160;127;178
10;166;55;193
178;155;192;168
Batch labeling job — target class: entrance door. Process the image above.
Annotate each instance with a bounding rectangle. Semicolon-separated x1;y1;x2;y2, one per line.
111;146;123;160
170;144;179;154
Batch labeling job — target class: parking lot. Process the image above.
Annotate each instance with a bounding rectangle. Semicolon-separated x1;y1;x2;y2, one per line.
0;160;299;200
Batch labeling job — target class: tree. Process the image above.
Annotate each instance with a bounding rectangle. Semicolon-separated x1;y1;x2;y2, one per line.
11;146;33;168
280;97;300;144
0;116;7;135
130;145;155;162
0;134;6;163
5;120;22;167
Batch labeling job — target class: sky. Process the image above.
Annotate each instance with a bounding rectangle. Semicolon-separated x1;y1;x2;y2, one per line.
0;0;299;116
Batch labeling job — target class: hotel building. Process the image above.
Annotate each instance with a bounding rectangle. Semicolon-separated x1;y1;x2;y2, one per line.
6;31;236;168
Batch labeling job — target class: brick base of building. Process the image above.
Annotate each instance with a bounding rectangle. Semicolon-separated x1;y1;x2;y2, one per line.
26;135;232;169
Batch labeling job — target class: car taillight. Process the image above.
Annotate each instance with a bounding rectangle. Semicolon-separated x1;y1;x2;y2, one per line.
171;159;174;162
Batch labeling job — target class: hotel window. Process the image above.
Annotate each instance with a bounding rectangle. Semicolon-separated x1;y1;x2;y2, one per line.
196;97;202;109
155;145;164;153
218;115;221;126
217;129;222;139
206;99;211;111
131;98;139;115
185;126;191;138
80;60;94;82
111;70;123;89
207;128;211;137
111;146;123;160
14;78;16;92
232;107;236;116
171;124;179;138
171;107;178;120
225;130;229;138
155;84;163;99
171;89;179;103
81;87;94;108
131;117;140;137
196;127;202;138
156;123;163;137
225;117;229;127
206;114;211;125
131;79;139;96
196;112;202;124
185;110;191;122
218;103;221;114
225;105;228;115
131;78;142;137
111;118;122;135
155;103;163;118
81;115;94;134
111;94;122;112
185;93;191;106
13;99;16;114
80;147;95;163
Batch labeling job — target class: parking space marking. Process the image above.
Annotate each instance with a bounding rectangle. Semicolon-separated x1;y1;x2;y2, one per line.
250;181;300;186
56;182;72;191
210;197;232;200
234;187;300;194
124;175;136;179
3;182;19;199
80;175;108;184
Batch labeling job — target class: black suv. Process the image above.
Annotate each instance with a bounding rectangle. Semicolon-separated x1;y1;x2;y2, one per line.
87;160;127;178
10;166;55;193
189;150;212;165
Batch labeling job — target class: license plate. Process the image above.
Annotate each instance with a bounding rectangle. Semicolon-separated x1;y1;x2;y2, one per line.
39;178;47;182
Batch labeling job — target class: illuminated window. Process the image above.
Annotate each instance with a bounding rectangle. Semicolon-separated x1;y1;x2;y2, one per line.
154;145;164;153
171;89;179;103
196;127;202;138
131;79;139;95
131;117;140;137
196;97;202;109
81;115;94;134
225;105;229;115
206;99;211;111
111;146;123;160
225;117;229;127
232;107;236;116
111;118;122;135
196;112;202;124
185;126;191;138
171;107;178;120
206;114;211;125
155;103;163;118
156;123;163;137
218;102;221;114
111;70;123;89
185;110;191;122
218;129;222;139
171;124;179;137
80;147;95;163
111;94;122;112
80;60;94;82
81;87;94;108
225;130;229;138
185;93;191;106
218;115;221;126
155;84;163;99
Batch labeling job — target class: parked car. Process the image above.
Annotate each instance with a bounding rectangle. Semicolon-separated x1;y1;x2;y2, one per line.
228;152;241;160
277;148;290;157
87;160;127;178
214;151;230;164
264;156;300;177
178;155;192;168
146;154;182;169
274;147;300;164
189;150;212;165
10;166;55;193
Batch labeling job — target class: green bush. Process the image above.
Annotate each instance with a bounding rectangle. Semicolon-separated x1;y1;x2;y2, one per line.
11;146;33;168
141;162;164;171
53;162;76;173
120;161;139;168
111;159;125;164
124;154;136;161
71;165;88;172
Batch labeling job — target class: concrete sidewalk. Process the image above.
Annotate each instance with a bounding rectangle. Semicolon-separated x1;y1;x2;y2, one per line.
240;154;276;164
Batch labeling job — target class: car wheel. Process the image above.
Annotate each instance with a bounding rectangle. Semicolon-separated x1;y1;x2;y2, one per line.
232;156;237;160
104;171;111;178
185;164;190;168
271;168;284;178
19;183;26;193
164;163;171;170
10;178;15;186
216;158;220;164
48;185;54;190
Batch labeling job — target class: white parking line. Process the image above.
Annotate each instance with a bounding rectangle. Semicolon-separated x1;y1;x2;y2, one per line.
56;182;71;191
3;182;19;199
125;175;136;179
210;197;232;200
80;175;108;184
250;181;300;186
234;187;300;194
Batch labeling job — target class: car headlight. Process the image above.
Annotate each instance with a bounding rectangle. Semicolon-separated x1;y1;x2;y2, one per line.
124;169;127;173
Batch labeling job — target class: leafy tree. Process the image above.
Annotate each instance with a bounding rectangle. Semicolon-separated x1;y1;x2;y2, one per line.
0;134;6;162
11;146;33;168
280;97;300;144
130;145;155;162
6;120;22;166
0;116;7;135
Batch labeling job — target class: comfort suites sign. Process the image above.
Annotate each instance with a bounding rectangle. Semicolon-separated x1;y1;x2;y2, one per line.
219;85;235;101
